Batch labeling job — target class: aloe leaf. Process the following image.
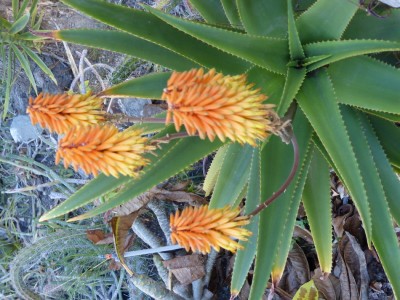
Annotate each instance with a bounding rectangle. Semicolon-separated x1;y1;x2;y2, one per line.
10;44;37;94
246;67;285;107
61;0;250;74
231;146;261;296
369;116;400;171
287;0;304;60
302;148;332;274
203;145;228;197
54;30;197;71
2;48;13;120
296;0;358;43
305;39;400;72
20;44;57;84
101;72;170;99
188;0;229;24
236;0;287;37
329;56;400;115
278;67;306;116
146;6;288;74
39;126;176;221
249;111;312;300
209;143;253;208
293;280;318;300
360;115;400;225
12;0;19;19
221;0;241;28
69;137;223;221
340;106;400;299
344;10;400;41
0;17;12;29
271;142;312;287
361;109;400;123
9;13;30;34
297;71;372;246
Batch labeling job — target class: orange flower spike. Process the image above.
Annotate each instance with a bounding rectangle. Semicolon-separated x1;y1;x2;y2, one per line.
170;205;252;254
162;68;276;146
56;124;155;178
27;92;105;134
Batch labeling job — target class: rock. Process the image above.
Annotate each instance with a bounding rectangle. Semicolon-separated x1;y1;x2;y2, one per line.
10;115;42;143
142;104;165;117
379;0;400;7
117;98;151;117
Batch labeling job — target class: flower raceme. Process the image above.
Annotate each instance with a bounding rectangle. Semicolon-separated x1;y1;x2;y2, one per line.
55;124;155;178
27;92;105;134
162;68;277;146
170;205;252;254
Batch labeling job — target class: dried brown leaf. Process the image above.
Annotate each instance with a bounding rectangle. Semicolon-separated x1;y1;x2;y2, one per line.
312;268;340;300
163;254;206;285
333;204;353;238
339;233;369;300
336;250;358;300
293;225;314;245
278;243;311;295
111;211;140;276
86;229;106;244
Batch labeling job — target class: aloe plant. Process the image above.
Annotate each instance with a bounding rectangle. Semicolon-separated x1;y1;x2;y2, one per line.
37;0;400;298
0;0;56;119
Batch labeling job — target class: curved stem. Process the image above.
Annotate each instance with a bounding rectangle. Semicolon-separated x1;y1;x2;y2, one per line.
247;134;299;218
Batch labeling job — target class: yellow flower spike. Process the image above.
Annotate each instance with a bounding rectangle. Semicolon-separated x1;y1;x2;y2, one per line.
55;124;155;178
170;205;252;254
27;92;105;134
162;68;279;146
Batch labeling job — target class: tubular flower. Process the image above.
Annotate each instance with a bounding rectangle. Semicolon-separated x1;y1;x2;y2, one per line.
170;205;252;254
162;68;278;146
27;92;105;134
55;124;155;178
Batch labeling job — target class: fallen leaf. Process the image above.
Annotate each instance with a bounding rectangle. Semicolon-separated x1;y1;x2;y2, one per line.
336;249;358;300
278;243;310;295
86;229;106;244
111;211;140;276
333;204;353;239
339;233;369;300
292;280;318;300
312;268;340;300
94;234;114;245
293;225;314;245
343;212;367;249
163;254;206;285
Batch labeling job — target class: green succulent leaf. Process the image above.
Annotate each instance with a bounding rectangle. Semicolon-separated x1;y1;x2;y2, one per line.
287;0;304;60
231;146;261;296
302;147;332;274
236;0;287;37
61;0;250;74
246;67;285;107
296;0;358;43
344;10;400;41
14;0;30;20
305;39;400;71
220;0;242;28
2;48;13;120
209;143;253;208
360;115;400;225
10;44;37;94
297;71;372;246
270;141;312;287
20;44;57;84
369;116;400;171
188;0;229;24
54;30;197;71
250;111;312;300
101;72;170;99
361;109;400;123
329;56;400;115
278;67;306;115
69;137;223;221
9;13;30;34
146;5;288;74
203;145;228;197
0;17;12;29
340;106;400;297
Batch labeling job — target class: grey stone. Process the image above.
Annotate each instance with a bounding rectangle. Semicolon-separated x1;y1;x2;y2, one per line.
10;115;42;143
142;104;165;117
117;98;151;117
